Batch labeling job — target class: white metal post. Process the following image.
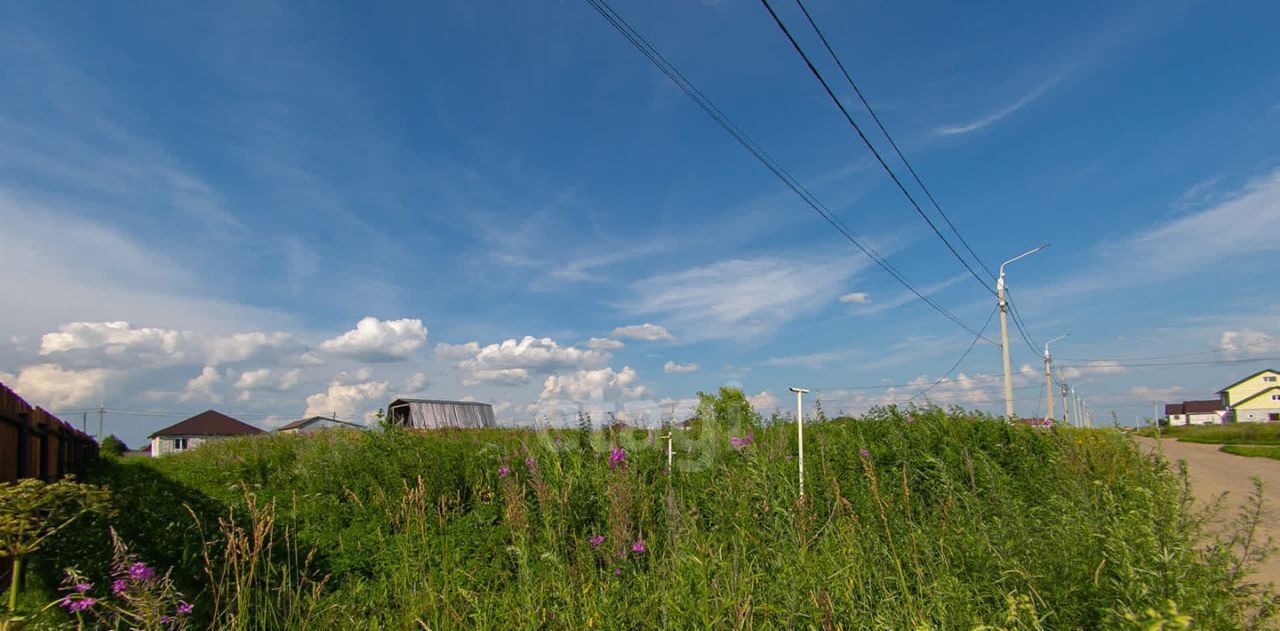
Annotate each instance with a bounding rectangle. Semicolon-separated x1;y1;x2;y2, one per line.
1043;334;1068;422
666;432;673;470
790;387;809;497
998;245;1048;419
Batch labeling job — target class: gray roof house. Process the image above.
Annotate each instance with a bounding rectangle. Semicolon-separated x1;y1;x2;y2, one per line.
386;398;496;429
276;415;364;434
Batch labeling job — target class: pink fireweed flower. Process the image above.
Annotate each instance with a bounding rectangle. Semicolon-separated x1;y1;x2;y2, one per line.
631;540;647;553
498;466;510;478
128;562;154;582
608;447;627;469
859;448;871;459
177;601;194;615
729;432;754;449
589;534;605;548
160;615;174;624
112;579;128;594
525;456;536;468
61;596;95;612
614;567;622;575
73;582;92;593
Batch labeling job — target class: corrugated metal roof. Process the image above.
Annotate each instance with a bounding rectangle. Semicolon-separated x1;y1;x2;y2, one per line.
387;399;496;429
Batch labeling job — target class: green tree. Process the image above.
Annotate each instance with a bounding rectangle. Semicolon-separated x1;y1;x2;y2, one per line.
694;386;761;430
100;434;128;458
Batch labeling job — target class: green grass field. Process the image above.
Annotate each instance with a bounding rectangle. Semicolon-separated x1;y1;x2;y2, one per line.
1138;422;1280;445
19;406;1279;629
1221;444;1280;460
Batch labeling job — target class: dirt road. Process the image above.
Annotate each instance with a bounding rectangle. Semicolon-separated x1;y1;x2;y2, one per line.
1134;436;1280;586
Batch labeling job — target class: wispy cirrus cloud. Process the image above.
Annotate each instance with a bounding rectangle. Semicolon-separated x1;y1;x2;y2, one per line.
934;70;1068;136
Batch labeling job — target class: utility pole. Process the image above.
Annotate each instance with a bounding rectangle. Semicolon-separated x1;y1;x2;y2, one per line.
97;403;105;442
998;245;1048;419
790;387;809;498
81;412;87;433
1043;334;1069;422
1059;370;1070;425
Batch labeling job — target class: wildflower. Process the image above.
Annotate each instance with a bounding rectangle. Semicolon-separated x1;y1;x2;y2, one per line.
631;540;647;553
614;567;622;575
906;415;916;424
729;432;755;449
608;447;627;469
61;596;95;613
589;534;605;548
859;448;871;459
111;579;128;594
161;615;174;624
73;582;92;593
525;456;536;468
177;601;194;616
128;562;154;582
498;466;510;478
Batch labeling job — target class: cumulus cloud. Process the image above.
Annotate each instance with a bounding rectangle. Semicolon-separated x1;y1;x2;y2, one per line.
612;323;676;342
439;336;610;386
747;390;778;411
179;366;222;403
463;368;530;386
304;379;389;422
402;372;430;393
1221;329;1280;354
663;361;699;374
234;368;302;391
434;341;481;360
540;366;647;404
318;317;427;362
37;321;297;368
1;363;111;409
1059;360;1126;380
838;292;870;304
586;337;625;351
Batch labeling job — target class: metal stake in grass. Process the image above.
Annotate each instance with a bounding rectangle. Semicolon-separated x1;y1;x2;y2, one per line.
790;387;810;497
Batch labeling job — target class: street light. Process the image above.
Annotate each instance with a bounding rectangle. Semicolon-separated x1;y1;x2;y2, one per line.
1043;333;1069;422
789;387;809;497
998;244;1049;419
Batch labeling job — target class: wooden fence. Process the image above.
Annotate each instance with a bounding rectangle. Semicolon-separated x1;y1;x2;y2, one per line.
0;381;98;484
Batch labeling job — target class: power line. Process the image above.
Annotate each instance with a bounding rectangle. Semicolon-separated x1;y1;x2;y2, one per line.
908;306;998;402
1055;349;1227;363
585;0;994;342
786;0;996;282
1057;357;1280;369
757;0;996;297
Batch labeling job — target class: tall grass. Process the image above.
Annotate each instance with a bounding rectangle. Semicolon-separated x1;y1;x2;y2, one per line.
39;407;1279;629
1138;423;1280;445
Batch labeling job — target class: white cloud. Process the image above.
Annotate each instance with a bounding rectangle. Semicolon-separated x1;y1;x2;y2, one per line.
318;317;427;362
934;70;1066;136
663;360;699;374
37;321;297;368
1221;329;1280;354
586;337;625;351
303;380;389;421
748;390;778;412
180;366;222;403
1129;386;1185;400
762;349;859;370
402;372;430;393
623;256;867;340
1059;360;1126;380
463;368;530;386
2;363;111;409
612;323;676;342
540;366;647;404
440;336;609;386
207;332;297;365
853;274;968;316
233;368;302;391
434;341;481;360
838;292;870;304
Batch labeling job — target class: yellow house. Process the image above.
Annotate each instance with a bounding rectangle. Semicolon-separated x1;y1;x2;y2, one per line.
1218;369;1280;423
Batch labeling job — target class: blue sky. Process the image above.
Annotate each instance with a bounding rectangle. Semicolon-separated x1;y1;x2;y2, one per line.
3;0;1280;446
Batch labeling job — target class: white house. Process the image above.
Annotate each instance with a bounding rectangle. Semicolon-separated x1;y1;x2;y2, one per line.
148;410;263;457
1164;400;1226;426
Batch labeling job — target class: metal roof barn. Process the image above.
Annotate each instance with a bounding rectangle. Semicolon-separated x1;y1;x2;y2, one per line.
387;398;496;429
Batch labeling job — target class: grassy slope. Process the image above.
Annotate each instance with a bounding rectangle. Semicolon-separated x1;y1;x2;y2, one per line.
37;409;1275;630
1137;423;1280;445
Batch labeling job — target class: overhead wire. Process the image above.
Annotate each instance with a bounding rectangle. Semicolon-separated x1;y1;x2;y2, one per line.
757;0;996;297
786;0;996;282
584;0;994;342
907;306;998;402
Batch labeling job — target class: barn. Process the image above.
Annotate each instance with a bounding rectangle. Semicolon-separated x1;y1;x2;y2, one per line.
386;398;497;429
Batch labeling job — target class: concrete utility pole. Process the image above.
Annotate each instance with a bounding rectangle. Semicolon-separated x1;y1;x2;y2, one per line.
790;387;809;498
1043;334;1069;422
1059;370;1070;425
97;403;105;441
998;245;1048;419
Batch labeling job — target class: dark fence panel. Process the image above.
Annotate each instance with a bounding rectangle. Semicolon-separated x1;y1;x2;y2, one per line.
0;382;98;484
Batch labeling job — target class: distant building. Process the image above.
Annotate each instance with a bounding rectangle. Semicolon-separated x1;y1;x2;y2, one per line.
1164;400;1226;426
1220;369;1280;423
386;398;496;429
276;415;364;434
148;410;263;457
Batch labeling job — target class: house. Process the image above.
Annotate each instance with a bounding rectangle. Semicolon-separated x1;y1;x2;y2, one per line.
386;398;496;429
1219;369;1280;423
1164;400;1226;426
276;415;364;434
148;410;263;457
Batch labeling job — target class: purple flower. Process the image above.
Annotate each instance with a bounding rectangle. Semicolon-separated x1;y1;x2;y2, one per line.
525;456;536;468
498;466;510;478
128;562;154;582
729;432;755;449
906;416;916;424
161;615;174;624
177;601;194;615
589;534;605;548
631;540;647;553
60;596;95;612
859;448;871;459
112;579;128;594
73;582;92;593
614;567;622;575
608;447;627;470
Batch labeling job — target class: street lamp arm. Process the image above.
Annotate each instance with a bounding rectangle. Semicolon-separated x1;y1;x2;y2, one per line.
999;243;1050;276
